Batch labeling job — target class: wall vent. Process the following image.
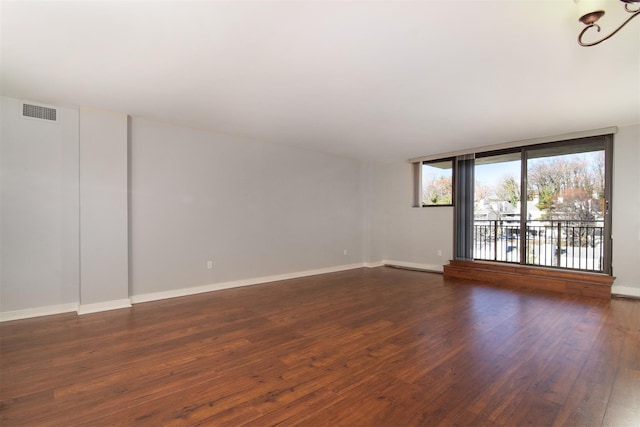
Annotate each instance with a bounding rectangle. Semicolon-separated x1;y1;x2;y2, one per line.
21;102;58;122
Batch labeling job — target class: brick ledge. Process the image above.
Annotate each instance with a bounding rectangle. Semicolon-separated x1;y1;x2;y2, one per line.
443;260;614;299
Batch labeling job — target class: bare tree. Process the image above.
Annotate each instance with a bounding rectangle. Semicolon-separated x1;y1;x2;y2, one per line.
422;174;452;205
527;153;603;221
474;182;492;202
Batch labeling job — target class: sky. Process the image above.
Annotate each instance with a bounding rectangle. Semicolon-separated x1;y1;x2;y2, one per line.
475;151;603;190
475;160;521;189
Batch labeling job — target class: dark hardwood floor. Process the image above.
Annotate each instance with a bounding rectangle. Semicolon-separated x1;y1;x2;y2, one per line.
1;267;639;426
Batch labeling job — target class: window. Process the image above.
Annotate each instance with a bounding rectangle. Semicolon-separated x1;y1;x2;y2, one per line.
414;134;613;274
415;159;454;207
473;150;522;263
523;140;609;272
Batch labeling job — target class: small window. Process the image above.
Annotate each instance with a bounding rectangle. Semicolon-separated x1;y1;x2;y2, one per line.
421;159;454;206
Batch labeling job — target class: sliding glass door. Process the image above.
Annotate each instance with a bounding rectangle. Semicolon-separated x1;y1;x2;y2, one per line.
473;151;521;263
525;140;609;272
467;135;612;274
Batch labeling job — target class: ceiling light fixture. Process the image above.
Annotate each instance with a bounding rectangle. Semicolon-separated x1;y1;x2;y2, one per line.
575;0;640;46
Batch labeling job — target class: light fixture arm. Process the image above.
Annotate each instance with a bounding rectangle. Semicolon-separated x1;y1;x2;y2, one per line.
578;2;640;46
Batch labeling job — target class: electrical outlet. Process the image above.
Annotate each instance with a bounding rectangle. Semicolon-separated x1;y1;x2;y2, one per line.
207;260;213;269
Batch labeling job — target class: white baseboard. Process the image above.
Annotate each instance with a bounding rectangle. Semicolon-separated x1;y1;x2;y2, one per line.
0;303;78;322
383;259;444;273
611;285;640;299
77;299;132;315
1;261;443;321
364;261;385;268
131;263;366;304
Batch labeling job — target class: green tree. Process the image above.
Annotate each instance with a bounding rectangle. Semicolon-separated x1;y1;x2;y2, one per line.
496;175;520;206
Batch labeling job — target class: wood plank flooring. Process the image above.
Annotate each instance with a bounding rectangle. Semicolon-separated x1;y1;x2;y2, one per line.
1;267;639;426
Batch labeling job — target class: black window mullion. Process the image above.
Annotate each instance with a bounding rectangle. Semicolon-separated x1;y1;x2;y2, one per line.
603;135;613;275
520;148;528;265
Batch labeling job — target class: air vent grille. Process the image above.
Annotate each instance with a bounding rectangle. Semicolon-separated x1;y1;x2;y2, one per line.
22;103;58;122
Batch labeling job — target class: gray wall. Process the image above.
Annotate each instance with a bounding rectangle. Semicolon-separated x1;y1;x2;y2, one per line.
368;161;454;270
1;96;368;316
611;124;640;294
129;118;365;297
79;107;129;309
1;97;79;312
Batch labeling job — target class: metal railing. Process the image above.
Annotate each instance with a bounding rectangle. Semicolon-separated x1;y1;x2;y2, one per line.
473;220;605;272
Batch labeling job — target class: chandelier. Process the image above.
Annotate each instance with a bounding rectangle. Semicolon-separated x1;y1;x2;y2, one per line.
575;0;640;46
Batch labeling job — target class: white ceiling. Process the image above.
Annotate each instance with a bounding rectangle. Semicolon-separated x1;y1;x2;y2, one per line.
1;1;638;162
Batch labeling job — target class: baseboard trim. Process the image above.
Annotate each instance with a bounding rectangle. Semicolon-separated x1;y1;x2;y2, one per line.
383;260;444;273
2;261;442;320
77;299;132;315
364;261;385;268
131;263;367;304
0;303;78;322
611;285;640;299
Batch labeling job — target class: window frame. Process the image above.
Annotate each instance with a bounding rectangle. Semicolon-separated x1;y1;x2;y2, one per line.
414;134;613;275
413;158;455;208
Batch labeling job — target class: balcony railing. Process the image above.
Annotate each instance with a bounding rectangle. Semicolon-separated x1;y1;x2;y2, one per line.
473;220;605;273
